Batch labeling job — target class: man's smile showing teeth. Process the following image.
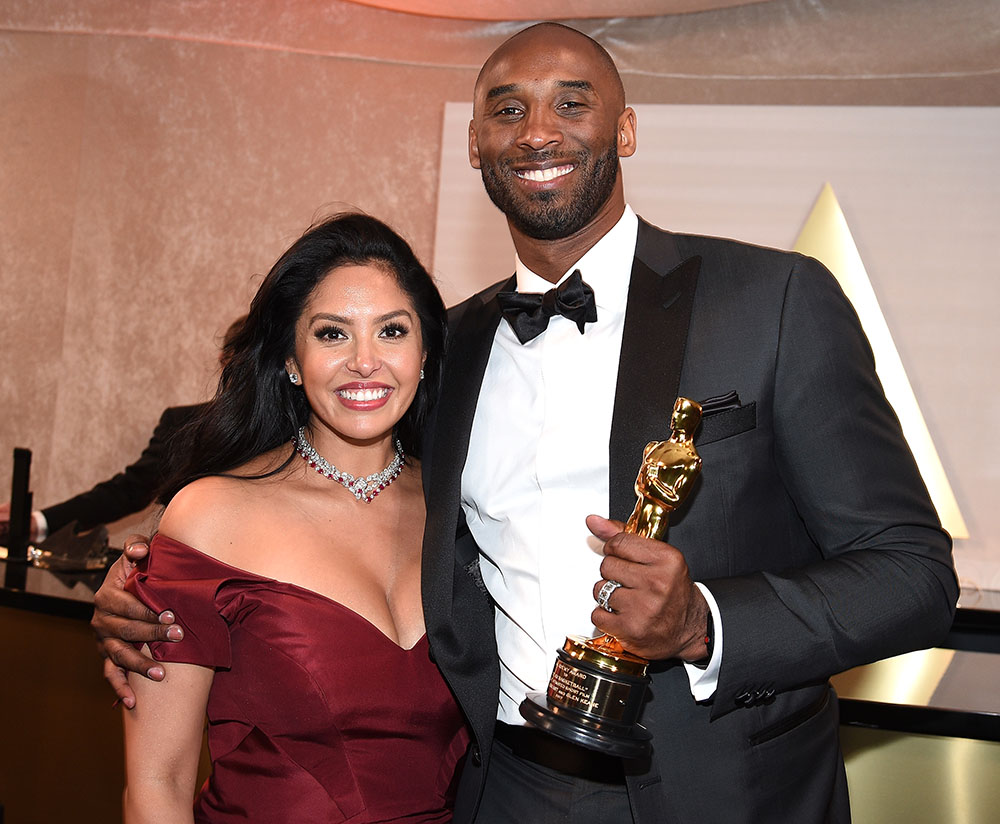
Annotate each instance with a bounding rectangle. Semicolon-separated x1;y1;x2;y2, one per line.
515;164;574;182
337;387;391;401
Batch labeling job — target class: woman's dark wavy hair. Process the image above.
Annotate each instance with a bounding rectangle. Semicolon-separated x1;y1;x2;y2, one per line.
159;212;447;504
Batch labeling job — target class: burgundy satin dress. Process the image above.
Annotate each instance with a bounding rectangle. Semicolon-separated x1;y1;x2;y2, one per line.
127;534;469;823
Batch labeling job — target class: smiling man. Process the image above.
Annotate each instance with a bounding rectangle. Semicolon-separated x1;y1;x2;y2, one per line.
470;32;629;249
417;22;957;824
469;25;635;270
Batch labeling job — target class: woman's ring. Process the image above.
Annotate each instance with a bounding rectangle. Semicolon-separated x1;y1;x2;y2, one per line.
596;579;623;612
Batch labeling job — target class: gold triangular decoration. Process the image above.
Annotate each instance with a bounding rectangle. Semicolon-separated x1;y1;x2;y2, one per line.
794;183;968;539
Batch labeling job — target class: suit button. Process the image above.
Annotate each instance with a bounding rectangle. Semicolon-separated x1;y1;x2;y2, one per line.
735;690;753;707
470;745;482;766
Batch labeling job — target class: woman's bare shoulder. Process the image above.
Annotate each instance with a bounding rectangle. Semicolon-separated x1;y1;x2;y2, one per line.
158;477;247;559
158;447;296;560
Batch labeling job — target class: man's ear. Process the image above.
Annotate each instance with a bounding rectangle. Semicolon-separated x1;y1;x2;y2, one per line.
469;120;482;169
617;107;637;159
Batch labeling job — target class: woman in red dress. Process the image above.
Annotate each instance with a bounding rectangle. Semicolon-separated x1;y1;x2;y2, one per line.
122;214;467;823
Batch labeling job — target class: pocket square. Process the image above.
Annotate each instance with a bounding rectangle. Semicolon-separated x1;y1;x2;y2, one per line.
695;391;757;445
699;390;742;416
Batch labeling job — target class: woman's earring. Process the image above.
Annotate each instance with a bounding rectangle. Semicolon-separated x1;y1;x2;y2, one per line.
419;368;425;380
288;373;300;385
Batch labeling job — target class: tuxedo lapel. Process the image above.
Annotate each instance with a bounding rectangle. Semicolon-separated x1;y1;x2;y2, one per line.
431;279;511;523
609;221;701;521
422;279;508;640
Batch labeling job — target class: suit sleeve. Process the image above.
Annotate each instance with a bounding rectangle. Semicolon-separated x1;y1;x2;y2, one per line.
705;256;958;716
41;405;198;533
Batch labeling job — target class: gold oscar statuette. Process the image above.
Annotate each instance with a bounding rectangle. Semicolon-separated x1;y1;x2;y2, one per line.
519;397;703;758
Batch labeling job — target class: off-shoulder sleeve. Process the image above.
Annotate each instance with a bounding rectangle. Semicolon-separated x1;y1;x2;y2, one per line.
125;533;250;669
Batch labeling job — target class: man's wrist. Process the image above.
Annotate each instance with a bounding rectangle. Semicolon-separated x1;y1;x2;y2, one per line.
689;609;714;669
679;588;712;662
703;608;715;659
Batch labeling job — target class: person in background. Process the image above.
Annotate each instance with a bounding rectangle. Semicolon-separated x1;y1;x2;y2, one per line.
0;316;245;544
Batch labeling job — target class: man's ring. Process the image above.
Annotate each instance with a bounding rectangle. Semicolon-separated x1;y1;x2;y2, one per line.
596;579;623;612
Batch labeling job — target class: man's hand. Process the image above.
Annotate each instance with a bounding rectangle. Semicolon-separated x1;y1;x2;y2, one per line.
91;535;183;708
587;514;709;662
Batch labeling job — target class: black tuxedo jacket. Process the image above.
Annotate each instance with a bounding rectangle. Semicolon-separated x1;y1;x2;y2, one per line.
42;403;203;534
421;219;957;823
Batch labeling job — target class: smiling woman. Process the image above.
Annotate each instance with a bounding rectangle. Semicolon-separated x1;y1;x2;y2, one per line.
117;213;462;824
164;213;446;498
286;262;427;461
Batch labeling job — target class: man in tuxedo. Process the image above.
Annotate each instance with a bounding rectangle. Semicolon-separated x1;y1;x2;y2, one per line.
417;22;957;823
91;24;955;824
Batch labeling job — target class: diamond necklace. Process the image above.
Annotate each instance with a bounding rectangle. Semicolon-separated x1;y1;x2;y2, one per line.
293;427;405;503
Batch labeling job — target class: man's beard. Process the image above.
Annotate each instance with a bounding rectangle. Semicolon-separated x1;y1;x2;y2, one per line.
479;142;619;241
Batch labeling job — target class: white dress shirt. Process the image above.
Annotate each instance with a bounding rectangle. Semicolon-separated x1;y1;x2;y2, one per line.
461;206;721;725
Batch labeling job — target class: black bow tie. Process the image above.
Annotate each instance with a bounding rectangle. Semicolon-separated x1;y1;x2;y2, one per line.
497;270;598;344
